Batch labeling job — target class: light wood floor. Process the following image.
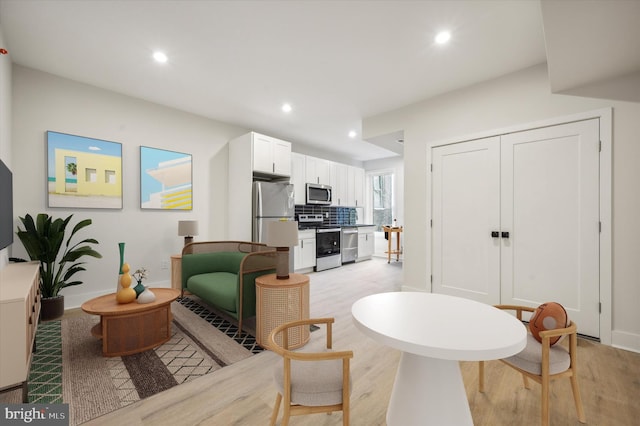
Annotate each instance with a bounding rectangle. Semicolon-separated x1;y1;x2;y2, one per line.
86;257;640;425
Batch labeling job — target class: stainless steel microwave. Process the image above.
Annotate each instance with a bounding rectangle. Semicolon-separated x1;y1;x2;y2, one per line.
306;183;332;205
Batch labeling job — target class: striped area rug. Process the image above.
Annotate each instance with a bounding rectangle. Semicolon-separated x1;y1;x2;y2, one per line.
177;296;265;354
1;299;259;425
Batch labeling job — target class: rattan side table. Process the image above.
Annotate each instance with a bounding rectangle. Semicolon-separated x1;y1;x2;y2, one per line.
255;273;310;349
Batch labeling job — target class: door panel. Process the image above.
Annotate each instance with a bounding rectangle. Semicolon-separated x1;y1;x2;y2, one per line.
501;119;600;337
432;137;501;305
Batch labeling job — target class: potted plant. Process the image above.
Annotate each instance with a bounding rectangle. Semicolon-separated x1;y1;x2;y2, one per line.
16;213;102;320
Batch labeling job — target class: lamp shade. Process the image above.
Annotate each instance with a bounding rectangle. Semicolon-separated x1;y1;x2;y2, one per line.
265;221;299;248
178;220;199;237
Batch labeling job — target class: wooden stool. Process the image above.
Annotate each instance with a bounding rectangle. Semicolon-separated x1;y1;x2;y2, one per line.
383;226;403;263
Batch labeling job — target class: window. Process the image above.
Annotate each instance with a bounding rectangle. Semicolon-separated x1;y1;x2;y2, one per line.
85;168;97;183
371;172;393;232
105;170;116;184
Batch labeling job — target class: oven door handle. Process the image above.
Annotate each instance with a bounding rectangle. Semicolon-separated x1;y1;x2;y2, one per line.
317;228;341;233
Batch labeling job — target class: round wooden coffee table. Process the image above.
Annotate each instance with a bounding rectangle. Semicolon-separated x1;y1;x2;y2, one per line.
81;288;180;357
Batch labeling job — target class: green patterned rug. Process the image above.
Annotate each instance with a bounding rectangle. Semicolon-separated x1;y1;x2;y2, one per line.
27;320;63;403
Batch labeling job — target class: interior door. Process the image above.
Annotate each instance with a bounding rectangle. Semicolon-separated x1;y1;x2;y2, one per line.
500;119;600;337
431;136;501;305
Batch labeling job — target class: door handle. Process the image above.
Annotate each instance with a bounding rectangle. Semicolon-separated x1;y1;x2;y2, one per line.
491;231;499;238
501;231;510;239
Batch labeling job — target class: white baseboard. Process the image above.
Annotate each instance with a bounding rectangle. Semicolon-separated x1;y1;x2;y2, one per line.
611;330;640;354
401;284;426;293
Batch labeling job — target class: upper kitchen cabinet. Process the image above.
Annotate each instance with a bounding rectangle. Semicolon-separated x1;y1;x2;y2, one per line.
232;132;291;179
254;133;292;177
291;152;306;205
347;166;365;207
305;156;331;185
290;152;366;207
330;162;348;206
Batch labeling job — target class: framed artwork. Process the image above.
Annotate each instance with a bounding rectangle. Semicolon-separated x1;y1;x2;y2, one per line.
140;146;192;210
47;131;123;209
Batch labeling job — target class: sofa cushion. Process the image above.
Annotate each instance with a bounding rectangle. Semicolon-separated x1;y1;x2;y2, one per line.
187;272;239;313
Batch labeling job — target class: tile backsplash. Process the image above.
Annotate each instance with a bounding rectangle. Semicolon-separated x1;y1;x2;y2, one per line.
294;205;356;226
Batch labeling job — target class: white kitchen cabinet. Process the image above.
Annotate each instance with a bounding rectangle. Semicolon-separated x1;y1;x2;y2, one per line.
291;152;306;205
252;133;291;177
353;166;364;207
357;226;375;261
305;156;331;185
330;162;348;206
347;166;365;207
294;229;316;271
290;152;364;207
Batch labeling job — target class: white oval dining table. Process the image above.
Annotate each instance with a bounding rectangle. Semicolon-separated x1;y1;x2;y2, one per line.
352;291;527;426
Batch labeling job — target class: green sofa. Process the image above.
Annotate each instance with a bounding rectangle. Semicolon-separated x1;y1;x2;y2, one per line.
181;241;277;334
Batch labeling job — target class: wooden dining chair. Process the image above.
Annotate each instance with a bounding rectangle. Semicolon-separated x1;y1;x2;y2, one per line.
268;317;353;426
478;305;586;426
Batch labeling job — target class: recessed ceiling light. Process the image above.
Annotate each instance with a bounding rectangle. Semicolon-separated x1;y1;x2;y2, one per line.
153;51;168;63
435;31;451;45
348;131;357;138
282;103;292;113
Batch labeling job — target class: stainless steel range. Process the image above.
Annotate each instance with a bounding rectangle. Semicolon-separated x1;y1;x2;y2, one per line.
298;214;342;272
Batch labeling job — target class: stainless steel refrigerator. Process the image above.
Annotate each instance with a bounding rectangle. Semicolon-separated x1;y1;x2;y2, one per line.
252;181;295;243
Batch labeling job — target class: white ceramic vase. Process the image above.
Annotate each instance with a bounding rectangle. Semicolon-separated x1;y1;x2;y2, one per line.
137;286;156;304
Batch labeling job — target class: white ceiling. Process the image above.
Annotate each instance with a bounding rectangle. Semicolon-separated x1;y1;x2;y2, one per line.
0;1;637;162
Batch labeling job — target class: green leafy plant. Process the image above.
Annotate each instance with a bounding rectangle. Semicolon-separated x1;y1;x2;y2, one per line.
16;213;102;298
66;162;77;176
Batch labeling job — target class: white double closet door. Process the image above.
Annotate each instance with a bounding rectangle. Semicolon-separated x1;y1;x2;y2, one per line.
432;119;600;338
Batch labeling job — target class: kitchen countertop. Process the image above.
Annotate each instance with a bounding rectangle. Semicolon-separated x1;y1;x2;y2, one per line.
298;224;375;230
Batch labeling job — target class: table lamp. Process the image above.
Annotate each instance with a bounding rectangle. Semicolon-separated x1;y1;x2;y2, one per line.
266;220;299;279
178;220;199;246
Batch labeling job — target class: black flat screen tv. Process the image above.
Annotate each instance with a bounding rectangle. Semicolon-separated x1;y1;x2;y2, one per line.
0;159;13;250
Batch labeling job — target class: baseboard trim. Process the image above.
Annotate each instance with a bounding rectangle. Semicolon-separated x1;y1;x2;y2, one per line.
611;330;640;354
401;284;426;293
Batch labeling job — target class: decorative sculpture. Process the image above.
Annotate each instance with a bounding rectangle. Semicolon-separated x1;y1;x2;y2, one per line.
132;267;155;304
116;262;136;303
116;242;125;293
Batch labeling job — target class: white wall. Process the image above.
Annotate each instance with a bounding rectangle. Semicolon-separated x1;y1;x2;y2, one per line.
0;25;11;268
11;65;246;308
292;144;364;168
363;63;640;352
